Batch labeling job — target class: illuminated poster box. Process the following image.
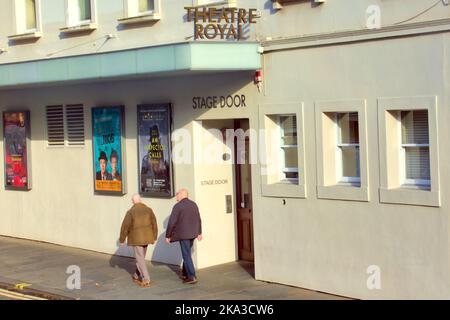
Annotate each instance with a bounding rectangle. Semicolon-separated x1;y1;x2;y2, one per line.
138;104;174;198
3;111;32;191
91;106;126;195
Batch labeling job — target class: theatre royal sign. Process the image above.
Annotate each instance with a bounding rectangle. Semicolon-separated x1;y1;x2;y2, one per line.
185;6;259;40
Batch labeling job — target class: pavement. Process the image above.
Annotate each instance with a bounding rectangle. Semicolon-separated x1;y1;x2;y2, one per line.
0;236;347;300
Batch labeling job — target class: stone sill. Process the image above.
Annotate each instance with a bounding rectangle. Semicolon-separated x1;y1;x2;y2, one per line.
8;31;42;41
59;23;98;34
118;13;161;25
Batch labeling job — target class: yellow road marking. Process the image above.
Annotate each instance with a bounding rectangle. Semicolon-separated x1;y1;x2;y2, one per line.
15;283;32;290
0;288;47;300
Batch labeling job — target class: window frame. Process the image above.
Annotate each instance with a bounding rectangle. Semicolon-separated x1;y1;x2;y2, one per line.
335;112;361;185
63;0;97;29
278;115;299;184
137;0;155;15
315;99;369;202
45;104;86;149
377;96;440;207
120;0;161;24
260;103;306;198
398;111;431;188
9;0;42;40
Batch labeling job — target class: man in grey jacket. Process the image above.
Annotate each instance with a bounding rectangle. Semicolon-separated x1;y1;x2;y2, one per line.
166;189;202;284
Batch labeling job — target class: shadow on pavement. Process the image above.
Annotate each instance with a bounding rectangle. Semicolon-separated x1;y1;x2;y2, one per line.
109;240;136;277
237;261;255;279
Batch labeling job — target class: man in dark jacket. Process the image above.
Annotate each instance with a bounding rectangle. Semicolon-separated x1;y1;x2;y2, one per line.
166;189;202;284
120;194;158;288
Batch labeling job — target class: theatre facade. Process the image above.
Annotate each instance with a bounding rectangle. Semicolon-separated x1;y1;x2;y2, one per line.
1;0;450;299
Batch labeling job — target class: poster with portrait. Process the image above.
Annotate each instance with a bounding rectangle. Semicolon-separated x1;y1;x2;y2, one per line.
138;104;174;198
3;111;31;190
92;106;125;194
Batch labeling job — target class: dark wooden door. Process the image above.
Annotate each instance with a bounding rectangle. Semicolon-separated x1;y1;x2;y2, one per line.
235;120;254;262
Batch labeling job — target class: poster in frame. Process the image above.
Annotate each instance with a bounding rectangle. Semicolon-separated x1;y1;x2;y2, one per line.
3;111;32;191
91;106;126;195
137;104;174;198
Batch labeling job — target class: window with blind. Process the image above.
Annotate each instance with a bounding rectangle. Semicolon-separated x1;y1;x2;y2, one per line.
336;112;360;185
400;110;430;187
46;105;85;147
279;115;299;183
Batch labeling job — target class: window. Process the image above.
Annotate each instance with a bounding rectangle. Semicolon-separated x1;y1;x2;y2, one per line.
46;105;85;147
401;110;430;188
69;0;91;25
138;0;154;13
279;115;299;183
64;0;97;29
315;100;369;202
25;0;37;31
9;0;42;39
121;0;161;23
260;103;306;198
336;112;360;185
378;96;439;207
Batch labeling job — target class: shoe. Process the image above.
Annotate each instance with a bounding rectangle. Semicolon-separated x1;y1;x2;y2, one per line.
132;277;141;285
139;280;152;288
183;277;198;285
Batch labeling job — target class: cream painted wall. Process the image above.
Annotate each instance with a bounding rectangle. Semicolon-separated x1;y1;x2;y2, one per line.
2;0;450;64
1;0;450;300
0;71;255;269
255;32;450;299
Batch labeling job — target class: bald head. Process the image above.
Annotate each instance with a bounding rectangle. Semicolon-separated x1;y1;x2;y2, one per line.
132;194;142;204
176;189;189;202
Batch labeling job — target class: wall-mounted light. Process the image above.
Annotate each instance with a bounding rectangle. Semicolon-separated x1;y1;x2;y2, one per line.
0;48;7;54
255;70;263;83
255;70;263;93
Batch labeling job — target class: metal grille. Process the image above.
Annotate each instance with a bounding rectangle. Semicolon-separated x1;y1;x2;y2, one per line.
65;104;85;146
46;105;65;147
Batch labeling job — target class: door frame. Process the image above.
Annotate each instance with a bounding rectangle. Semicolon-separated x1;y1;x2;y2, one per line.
234;119;254;262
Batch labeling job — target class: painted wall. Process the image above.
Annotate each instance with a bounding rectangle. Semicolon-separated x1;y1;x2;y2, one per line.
1;0;450;299
255;32;450;299
1;0;450;64
0;71;256;270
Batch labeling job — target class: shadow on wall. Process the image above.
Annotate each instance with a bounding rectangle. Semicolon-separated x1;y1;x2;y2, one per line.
108;217;183;277
151;217;182;266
